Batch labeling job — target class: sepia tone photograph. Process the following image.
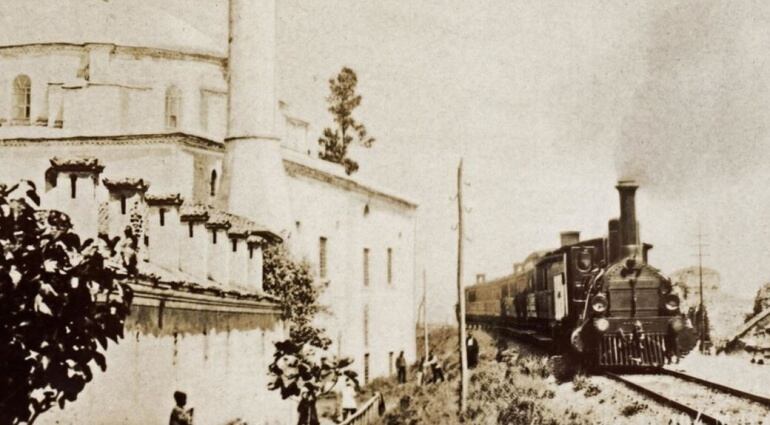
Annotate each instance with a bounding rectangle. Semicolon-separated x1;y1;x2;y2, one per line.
2;0;770;424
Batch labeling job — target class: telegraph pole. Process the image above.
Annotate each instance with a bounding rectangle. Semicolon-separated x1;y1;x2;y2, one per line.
696;229;707;353
456;159;469;415
423;269;429;359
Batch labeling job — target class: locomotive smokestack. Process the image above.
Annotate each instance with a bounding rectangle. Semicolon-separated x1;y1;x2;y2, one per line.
616;180;639;257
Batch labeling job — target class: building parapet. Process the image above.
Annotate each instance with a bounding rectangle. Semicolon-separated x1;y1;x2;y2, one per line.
1;132;419;211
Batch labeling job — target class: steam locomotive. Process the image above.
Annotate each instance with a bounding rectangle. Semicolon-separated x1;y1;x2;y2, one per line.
465;181;696;368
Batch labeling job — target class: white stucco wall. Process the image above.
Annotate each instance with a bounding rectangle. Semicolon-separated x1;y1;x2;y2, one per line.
283;159;418;383
0;45;312;152
0;136;419;384
0;45;227;140
36;304;291;425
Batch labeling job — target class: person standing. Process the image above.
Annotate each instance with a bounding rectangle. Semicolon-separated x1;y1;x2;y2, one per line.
169;391;193;425
425;351;437;383
298;390;320;425
466;333;479;369
415;357;425;386
396;351;407;384
432;358;445;383
340;377;358;421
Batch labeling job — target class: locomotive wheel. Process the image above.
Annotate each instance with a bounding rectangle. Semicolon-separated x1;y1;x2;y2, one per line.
548;355;577;383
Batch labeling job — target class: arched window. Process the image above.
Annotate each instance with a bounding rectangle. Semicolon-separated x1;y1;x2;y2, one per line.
210;169;217;197
165;86;181;129
12;75;31;123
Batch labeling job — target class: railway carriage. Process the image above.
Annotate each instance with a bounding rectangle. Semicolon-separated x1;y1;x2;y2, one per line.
465;181;696;368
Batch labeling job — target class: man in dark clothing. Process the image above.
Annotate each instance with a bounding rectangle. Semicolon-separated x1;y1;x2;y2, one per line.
298;391;319;425
466;333;479;369
396;351;407;384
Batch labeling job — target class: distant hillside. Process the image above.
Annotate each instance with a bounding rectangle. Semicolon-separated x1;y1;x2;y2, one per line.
670;267;752;344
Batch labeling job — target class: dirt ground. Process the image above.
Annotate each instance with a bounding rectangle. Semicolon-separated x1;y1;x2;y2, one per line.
361;327;707;424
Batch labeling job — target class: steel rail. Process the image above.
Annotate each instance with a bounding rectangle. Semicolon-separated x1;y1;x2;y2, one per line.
660;369;770;408
605;372;723;425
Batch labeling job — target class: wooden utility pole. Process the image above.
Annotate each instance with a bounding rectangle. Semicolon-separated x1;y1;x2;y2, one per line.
456;159;469;415
696;229;707;353
423;269;429;359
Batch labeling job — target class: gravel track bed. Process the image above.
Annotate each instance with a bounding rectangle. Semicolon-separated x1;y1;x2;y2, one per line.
622;373;770;423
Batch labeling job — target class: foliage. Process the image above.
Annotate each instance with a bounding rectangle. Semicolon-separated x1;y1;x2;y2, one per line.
0;181;134;425
620;401;647;417
262;244;356;425
318;67;375;175
262;243;328;347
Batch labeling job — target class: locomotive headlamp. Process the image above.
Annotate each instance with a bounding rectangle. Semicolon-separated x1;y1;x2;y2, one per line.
594;317;610;332
591;294;608;314
663;294;680;312
577;250;592;272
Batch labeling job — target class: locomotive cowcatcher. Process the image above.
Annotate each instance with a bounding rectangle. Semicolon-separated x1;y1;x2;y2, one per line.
465;181;697;368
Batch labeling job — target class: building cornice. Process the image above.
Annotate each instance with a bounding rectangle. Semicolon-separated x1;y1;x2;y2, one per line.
283;159;418;210
0;132;226;152
129;281;280;316
0;42;226;67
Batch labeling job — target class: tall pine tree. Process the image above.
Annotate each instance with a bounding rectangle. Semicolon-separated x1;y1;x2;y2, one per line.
318;67;375;175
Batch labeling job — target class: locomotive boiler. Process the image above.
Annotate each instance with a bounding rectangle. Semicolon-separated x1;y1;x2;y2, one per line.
465;181;696;368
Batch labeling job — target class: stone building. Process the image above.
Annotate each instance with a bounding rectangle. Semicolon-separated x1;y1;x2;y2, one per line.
0;0;418;422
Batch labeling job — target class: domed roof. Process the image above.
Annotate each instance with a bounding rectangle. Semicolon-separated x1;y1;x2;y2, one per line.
0;0;225;57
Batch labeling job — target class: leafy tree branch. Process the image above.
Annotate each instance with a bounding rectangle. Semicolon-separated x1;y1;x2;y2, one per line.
0;181;133;425
262;244;357;425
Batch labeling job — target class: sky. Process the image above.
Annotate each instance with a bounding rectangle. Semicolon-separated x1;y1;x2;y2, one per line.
18;0;770;322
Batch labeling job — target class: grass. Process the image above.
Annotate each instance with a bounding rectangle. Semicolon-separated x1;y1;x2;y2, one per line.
572;374;601;398
620;401;647;417
360;327;590;425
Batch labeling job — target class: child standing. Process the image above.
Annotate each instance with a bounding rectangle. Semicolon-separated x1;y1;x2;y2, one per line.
169;391;194;425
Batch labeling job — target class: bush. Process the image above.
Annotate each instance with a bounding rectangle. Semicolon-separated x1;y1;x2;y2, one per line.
621;401;647;417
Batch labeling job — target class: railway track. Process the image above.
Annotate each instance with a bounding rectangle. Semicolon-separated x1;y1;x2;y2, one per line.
605;369;770;424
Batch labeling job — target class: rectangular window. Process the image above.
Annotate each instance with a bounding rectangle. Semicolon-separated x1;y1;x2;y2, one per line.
387;248;393;285
159;208;166;227
363;248;370;286
69;175;77;199
120;195;127;215
389;351;394;375
200;91;209;131
319;237;328;279
188;222;194;238
212;230;218;244
232;239;238;252
363;305;369;347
